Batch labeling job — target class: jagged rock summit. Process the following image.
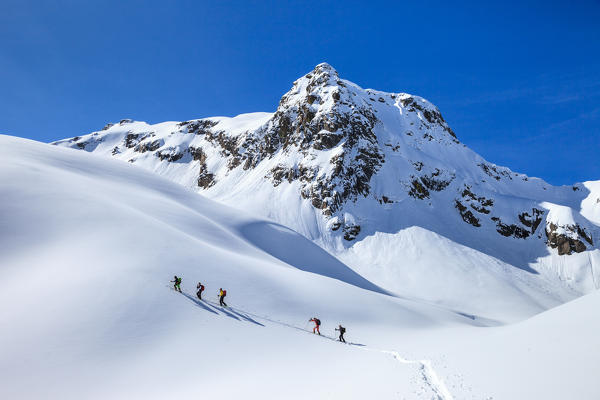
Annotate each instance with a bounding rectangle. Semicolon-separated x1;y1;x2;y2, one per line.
255;62;458;217
54;63;600;317
56;63;463;220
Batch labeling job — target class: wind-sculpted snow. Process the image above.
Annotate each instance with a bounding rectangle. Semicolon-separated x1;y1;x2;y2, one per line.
238;221;387;294
53;63;599;320
581;181;600;225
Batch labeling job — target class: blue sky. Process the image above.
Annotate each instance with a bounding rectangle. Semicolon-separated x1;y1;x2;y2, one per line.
1;0;599;185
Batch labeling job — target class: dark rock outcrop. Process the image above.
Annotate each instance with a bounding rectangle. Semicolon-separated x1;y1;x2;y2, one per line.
455;200;481;227
546;222;593;255
495;219;530;239
518;208;544;234
343;224;361;241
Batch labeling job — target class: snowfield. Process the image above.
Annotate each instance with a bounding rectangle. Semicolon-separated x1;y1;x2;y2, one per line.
2;134;600;399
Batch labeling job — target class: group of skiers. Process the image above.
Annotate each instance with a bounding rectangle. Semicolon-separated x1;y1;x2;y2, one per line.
171;276;347;343
309;317;346;343
170;275;227;306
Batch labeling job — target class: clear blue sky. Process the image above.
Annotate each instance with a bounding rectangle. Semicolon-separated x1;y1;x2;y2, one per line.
1;0;599;185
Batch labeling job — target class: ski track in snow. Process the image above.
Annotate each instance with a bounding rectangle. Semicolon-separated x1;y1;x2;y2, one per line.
375;350;453;400
173;287;454;399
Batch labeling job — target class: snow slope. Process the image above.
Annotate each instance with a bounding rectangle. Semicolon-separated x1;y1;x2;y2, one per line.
2;135;600;399
0;135;466;399
339;227;573;322
437;289;600;399
53;63;599;322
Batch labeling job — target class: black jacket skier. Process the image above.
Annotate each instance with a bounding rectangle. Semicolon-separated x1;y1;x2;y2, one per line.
335;324;346;343
196;282;205;300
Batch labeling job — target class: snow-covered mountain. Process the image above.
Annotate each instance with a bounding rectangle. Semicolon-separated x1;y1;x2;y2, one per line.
53;63;600;322
3;134;600;400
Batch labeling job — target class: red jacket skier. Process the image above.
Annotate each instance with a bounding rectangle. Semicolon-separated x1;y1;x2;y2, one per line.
309;317;321;335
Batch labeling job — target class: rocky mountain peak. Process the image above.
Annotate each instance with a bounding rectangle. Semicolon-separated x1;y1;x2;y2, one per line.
306;62;339;84
52;64;598;261
277;63;343;116
268;63;378;151
52;64;469;222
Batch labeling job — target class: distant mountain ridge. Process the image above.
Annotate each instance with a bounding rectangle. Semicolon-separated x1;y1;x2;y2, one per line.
54;63;600;320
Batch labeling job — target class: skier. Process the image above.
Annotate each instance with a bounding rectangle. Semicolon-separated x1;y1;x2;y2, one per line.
171;275;182;293
335;324;346;343
218;288;227;307
196;282;205;300
309;317;321;335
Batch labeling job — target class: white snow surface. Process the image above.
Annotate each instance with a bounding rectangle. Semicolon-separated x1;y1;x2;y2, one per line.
340;227;575;323
2;135;600;399
581;181;600;225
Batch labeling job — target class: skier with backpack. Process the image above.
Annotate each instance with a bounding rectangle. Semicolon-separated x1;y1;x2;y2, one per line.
218;288;227;307
309;317;321;335
196;282;205;300
335;324;346;343
171;275;182;293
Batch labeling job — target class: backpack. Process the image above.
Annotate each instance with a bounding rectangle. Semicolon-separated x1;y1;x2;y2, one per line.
314;318;321;326
223;290;227;296
197;283;204;291
340;327;345;334
176;277;182;284
200;284;205;291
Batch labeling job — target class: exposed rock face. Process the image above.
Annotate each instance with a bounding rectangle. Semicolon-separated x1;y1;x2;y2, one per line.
455;186;497;227
125;132;152;149
156;147;184;162
136;140;162;153
343;224;361;241
494;219;530;239
242;63;387;215
400;96;457;140
179;119;218;135
519;208;544;234
486;209;545;240
546;222;593;255
478;163;514;181
197;171;216;189
409;169;455;200
455;200;481;227
63;132;104;151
